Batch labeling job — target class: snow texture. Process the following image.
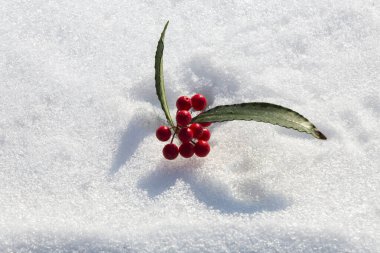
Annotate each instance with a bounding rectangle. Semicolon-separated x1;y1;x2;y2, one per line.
0;0;379;252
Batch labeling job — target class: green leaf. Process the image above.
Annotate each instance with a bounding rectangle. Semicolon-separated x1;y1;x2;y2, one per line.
155;21;174;127
192;102;327;140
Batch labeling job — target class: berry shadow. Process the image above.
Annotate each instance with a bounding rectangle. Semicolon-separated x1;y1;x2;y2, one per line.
138;162;290;214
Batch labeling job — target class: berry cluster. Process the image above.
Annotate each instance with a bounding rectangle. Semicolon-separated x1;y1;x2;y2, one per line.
156;94;212;160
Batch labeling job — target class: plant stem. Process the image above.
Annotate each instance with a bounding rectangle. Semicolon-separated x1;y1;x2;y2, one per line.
170;126;178;144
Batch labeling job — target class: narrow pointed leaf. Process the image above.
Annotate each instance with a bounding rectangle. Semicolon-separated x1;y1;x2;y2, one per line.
192;102;326;140
155;21;174;127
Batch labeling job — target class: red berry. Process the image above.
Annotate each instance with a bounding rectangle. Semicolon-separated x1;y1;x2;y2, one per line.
191;94;207;111
156;126;171;141
199;128;211;141
200;122;212;127
176;96;192;111
179;142;194;158
176;110;192;127
194;140;210;157
163;143;179;160
178;127;194;143
189;123;203;138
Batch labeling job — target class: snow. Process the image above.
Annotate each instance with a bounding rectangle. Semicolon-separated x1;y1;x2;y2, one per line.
0;0;379;252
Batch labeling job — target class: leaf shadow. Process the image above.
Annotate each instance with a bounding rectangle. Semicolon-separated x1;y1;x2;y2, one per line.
182;56;241;107
128;76;177;110
109;111;160;175
183;56;281;107
138;162;290;214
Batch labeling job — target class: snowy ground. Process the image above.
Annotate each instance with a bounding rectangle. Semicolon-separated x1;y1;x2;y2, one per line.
0;0;379;252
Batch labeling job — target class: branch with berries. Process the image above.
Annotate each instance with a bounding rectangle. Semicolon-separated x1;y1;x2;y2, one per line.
155;21;326;160
156;94;212;159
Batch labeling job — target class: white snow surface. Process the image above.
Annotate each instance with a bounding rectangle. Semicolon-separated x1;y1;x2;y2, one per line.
0;0;379;252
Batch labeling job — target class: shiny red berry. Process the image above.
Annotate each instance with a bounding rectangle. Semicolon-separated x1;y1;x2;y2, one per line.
176;110;192;127
199;128;211;141
163;143;179;160
191;94;207;111
176;96;192;111
179;142;195;158
189;123;203;139
194;140;210;157
178;127;193;143
156;126;171;141
200;122;212;127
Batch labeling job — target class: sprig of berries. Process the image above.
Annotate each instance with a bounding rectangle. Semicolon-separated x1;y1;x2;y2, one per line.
156;93;212;160
153;22;326;162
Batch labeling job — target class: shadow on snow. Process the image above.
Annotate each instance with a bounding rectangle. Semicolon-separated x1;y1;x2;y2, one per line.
138;161;290;214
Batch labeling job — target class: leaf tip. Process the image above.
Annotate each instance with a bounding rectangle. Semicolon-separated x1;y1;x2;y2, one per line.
315;130;327;140
162;21;169;36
